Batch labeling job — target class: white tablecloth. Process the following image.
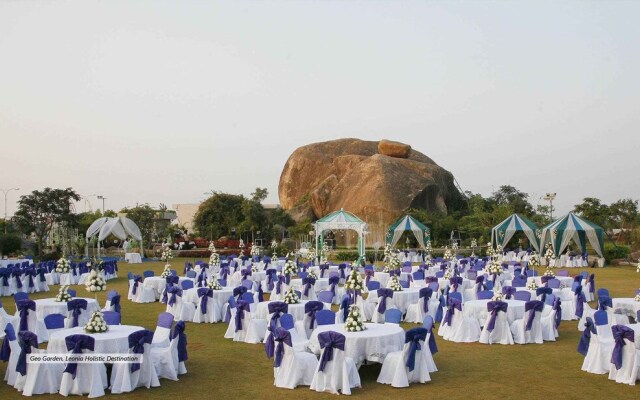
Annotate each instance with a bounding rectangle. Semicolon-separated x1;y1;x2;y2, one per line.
255;300;327;321
183;287;234;306
125;253;142;264
33;298;100;319
307;323;404;365
375;272;411;288
144;276;192;299
613;298;640;319
0;259;32;268
366;288;421;314
463;299;526;327
47;325;145;354
289;278;330;293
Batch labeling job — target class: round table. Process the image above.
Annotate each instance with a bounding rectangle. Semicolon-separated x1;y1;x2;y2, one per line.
438;278;474;291
47;325;145;354
255;300;326;321
463;299;526;327
375;272;411;288
124;253;142;264
289;278;330;293
144;276;192;299
612;298;640;319
366;288;421;314
0;259;32;268
307;323;404;365
183;287;234;306
34;298;100;319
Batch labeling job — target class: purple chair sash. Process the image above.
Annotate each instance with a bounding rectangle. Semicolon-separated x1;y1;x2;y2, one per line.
13;270;23;289
405;328;427;372
273;327;292;368
63;335;95;379
172;321;188;362
502;286;516;299
328;276;339;296
318;331;345;372
364;269;374;285
233;286;247;299
536;287;553;303
574;286;586;318
304;301;324;329
426;322;438;354
486;301;508;332
167;286;182;307
540;275;553;285
16;299;35;332
257;285;264;303
553;298;562;329
598;296;612;311
338;264;346;279
475;276;485;293
275;276;285;295
525;300;544;331
268;302;288;332
0;324;15;361
303;277;316;297
340;296;349;322
611;325;635;370
166;275;179;286
110;295;121;314
377;288;393;314
132;275;142;295
220;267;230;281
425;276;438;283
443;298;462;326
67;299;88;328
419;287;433;313
128;329;153;372
449;276;463;292
577;317;596;356
235;300;250;332
16;331;38;376
588;274;595;293
320;264;329;278
198;288;213;314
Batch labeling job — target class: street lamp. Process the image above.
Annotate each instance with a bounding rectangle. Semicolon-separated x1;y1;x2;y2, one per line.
1;188;20;234
97;195;107;214
543;193;556;220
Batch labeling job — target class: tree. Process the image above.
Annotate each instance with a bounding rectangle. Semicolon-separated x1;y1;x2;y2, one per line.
120;204;156;247
489;185;534;215
194;193;245;240
609;198;638;243
13;187;80;260
573;198;610;230
251;188;268;203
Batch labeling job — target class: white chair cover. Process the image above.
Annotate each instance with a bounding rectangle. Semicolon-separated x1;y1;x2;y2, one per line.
310;345;360;395
273;334;318;389
582;324;614;374
59;350;108;398
377;338;431;387
510;308;543;344
608;337;639;385
150;338;179;381
479;309;514;345
405;297;439;324
110;342;160;393
20;348;63;395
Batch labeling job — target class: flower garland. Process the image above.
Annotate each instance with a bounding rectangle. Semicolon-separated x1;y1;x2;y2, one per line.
160;264;172;278
84;311;109;333
161;244;173;263
345;305;366;332
283;287;300;304
424;240;432;257
55;285;72;302
85;269;107;292
388;276;403;292
208;279;222;290
283;259;298;277
526;280;538;290
344;268;364;291
56;257;71;273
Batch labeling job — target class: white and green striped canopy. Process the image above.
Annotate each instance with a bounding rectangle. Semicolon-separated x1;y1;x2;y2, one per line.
491;214;540;252
314;209;367;258
386;215;429;249
538;212;605;258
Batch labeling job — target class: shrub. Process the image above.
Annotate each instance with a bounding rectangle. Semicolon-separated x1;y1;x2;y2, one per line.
0;234;22;255
603;243;630;264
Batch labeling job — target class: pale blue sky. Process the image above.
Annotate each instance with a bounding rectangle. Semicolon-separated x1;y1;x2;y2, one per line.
1;0;638;217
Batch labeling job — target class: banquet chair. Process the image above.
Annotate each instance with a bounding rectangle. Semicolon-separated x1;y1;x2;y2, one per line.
556;270;569;277
281;313;308;352
422;316;439;372
310;331;361;395
271;327;318;389
316;310;336;326
64;299;89;328
541;298;562;342
405;287;438;324
607;325;639;385
377;327;432;387
166;287;196;322
371;289;396;324
597;288;610;299
584;274;596;302
110;329;160;393
510;300;544;344
2;323;21;386
547;279;561;289
44;313;66;335
193;287;221;323
249;301;288;344
103;311;122;325
181;280;194;290
15;299;48;343
225;300;252;342
129;275;155;303
0;299;18;331
151;321;188;380
59;335;108;398
582;310;615;374
514;291;531;302
35;266;49;293
464;276;485;301
67;289;77;297
103;290;121;311
143;270;155;278
385;309;403;324
479;301;514;345
512;276;527;287
544;294;556;306
295;301;324;339
301;277;317;301
14;292;29;302
317;291;334;305
17;330;62;395
477;291;493;300
185;270;197;279
152;312;174;348
438;297;480;343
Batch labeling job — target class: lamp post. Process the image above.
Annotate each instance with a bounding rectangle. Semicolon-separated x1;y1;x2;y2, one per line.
97;195;107;214
543;193;556;220
1;187;20;234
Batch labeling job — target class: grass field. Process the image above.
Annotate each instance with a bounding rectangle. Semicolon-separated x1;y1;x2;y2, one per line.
1;259;639;399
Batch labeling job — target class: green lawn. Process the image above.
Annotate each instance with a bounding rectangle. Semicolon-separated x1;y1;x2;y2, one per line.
1;259;639;399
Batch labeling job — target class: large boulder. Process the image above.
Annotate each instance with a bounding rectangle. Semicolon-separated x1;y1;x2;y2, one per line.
278;138;465;237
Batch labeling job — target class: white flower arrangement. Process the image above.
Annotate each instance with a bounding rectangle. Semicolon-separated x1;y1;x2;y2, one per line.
344;268;364;291
208;279;222;290
528;253;540;268
160;264;172;278
543;269;555;277
304;248;317;262
84;311;109;333
344;305;366;332
443;247;454;261
208;241;216;252
491;292;504;302
55;285;72;302
239;239;245;249
486;243;495;258
209;251;220;268
383;244;393;261
85;269;107;292
251;264;259;273
470;239;477;249
443;268;452;280
250;244;261;257
283;259;298;277
634;293;640;302
271;239;278;249
56;257;71;273
452;242;459;254
387;253;401;271
526;280;538;290
544;242;555;266
425;240;432;256
487;260;503;275
307;270;318;280
161;245;173;263
388;276;403;292
283;287;300;304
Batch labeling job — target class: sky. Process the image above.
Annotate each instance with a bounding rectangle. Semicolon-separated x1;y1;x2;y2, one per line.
1;0;638;219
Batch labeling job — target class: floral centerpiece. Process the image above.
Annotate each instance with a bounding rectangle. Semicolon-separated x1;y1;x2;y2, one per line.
526;280;538;290
321;242;330;264
208;279;222;290
543;269;555;278
486;243;495;258
470;239;477;256
161;245;173;263
386;253;401;272
491;292;504;302
208;241;216;253
238;239;245;255
544;242;556;267
55;285;72;302
56;257;71;273
443;268;452;280
250;244;261;258
451;242;459;255
307;270;318;280
634;291;640;302
383;244;393;261
528;253;540;268
271;239;278;249
344;305;366;332
283;287;300;304
388;276;403;292
85;269;107;293
344;267;364;291
84;311;109;334
283;259;298;277
443;247;454;261
487;260;503;276
251;264;259;273
160;264;172;278
304;248;317;263
424;240;432;258
209;251;220;268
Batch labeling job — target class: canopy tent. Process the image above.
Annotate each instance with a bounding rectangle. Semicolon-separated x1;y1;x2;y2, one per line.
491;213;541;252
538;212;605;259
386;215;429;249
314;209;367;261
85;217;143;257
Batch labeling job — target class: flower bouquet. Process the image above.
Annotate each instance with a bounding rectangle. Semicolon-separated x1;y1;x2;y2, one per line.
543;269;555;278
443;247;453;261
387;253;401;271
487;261;502;276
55;285;72;302
283;259;298;277
308;270;319;280
250;244;261;258
160;264;172;278
283;287;300;304
491;292;504;302
208;241;216;253
238;239;245;255
209;251;220;268
486;243;495;258
208;279;222;290
271;239;278;249
526;280;538;290
424;240;432;257
85;269;107;292
344;305;366;332
388;276;403;292
56;257;71;273
161;245;173;263
544;243;555;266
344;268;364;291
84;311;109;333
304;248;317;262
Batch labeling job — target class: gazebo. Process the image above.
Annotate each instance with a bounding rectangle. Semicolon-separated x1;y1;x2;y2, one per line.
314;209;367;260
85;217;143;257
538;212;605;264
491;213;540;252
386;215;429;249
